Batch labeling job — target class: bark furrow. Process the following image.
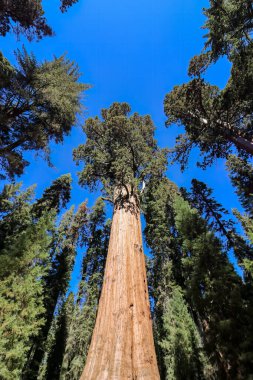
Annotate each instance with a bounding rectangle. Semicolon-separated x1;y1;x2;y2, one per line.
81;194;160;379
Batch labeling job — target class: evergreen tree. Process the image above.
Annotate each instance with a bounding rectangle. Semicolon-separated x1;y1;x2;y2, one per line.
23;201;87;380
144;178;210;380
0;183;36;251
203;0;253;61
74;102;166;378
59;277;100;380
0;49;87;179
181;179;235;240
174;195;253;379
160;278;209;380
164;0;253;169
233;209;253;277
44;294;75;380
0;0;78;40
227;155;253;216
144;175;253;379
0;174;79;379
0;174;72;254
36;198;110;380
164;68;253;169
181;179;253;273
33;174;72;217
0;184;53;379
74;102;167;196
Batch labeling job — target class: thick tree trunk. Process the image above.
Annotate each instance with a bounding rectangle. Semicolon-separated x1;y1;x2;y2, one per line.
81;186;160;379
231;135;253;155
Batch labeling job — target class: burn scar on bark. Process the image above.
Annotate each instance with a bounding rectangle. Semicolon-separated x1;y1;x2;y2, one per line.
134;243;142;253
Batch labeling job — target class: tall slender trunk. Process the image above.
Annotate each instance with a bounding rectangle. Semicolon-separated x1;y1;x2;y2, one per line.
81;186;160;379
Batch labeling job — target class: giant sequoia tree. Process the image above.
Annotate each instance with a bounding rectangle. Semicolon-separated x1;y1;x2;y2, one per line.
74;102;167;379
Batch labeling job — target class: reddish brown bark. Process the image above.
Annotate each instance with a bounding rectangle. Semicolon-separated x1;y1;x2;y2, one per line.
81;187;160;379
231;135;253;155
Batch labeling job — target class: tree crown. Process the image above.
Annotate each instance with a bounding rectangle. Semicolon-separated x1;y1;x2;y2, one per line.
0;49;88;179
74;102;167;197
0;0;78;40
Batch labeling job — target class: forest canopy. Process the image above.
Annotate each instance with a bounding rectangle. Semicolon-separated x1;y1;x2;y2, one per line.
0;1;253;379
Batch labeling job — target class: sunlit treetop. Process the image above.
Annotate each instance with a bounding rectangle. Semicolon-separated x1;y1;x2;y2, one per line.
73;102;168;197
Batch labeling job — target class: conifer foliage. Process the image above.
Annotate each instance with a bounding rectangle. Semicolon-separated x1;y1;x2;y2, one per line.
144;179;209;380
74;102;167;195
0;0;78;40
164;0;253;169
181;179;253;276
144;177;253;379
227;155;253;216
0;49;87;179
74;102;166;378
0;175;72;379
1;1;253;379
0;175;88;380
173;195;253;379
23;201;88;380
60;198;110;380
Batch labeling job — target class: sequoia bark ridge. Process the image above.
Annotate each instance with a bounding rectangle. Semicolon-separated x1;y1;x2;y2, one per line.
81;186;160;379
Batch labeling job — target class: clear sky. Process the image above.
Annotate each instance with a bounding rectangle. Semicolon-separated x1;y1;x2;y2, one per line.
0;0;243;287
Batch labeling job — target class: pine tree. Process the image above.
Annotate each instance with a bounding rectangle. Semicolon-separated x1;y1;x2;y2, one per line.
164;69;253;169
181;179;253;274
74;102;167;378
173;195;253;379
0;185;53;380
233;210;253;277
203;0;253;60
144;178;210;380
160;279;208;380
23;202;87;380
0;0;78;40
0;174;82;379
227;155;253;216
164;1;253;169
44;294;75;380
37;198;110;380
0;49;87;179
33;174;72;218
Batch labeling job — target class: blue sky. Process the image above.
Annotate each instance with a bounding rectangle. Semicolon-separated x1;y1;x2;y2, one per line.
0;0;243;286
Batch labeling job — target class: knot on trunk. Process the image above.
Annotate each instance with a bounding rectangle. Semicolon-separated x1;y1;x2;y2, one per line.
113;184;140;215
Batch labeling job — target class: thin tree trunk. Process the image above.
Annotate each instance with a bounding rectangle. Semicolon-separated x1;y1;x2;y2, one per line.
81;186;160;379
